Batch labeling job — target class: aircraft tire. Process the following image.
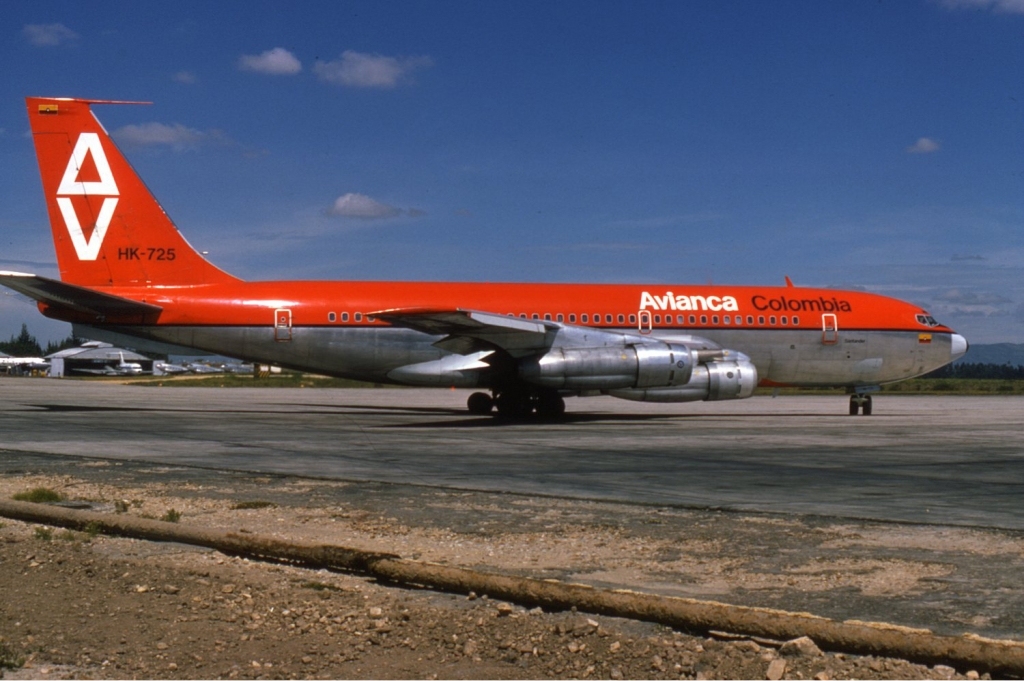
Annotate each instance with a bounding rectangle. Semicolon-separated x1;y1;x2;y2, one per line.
536;393;566;419
467;392;494;415
861;395;873;416
495;391;532;420
849;396;860;416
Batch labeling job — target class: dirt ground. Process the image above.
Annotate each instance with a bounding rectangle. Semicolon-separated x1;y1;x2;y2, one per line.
0;461;1015;680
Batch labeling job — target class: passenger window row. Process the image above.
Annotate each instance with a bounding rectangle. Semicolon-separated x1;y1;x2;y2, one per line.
323;311;801;327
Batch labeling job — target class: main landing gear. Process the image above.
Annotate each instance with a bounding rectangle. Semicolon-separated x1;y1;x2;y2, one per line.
849;393;873;416
466;389;566;420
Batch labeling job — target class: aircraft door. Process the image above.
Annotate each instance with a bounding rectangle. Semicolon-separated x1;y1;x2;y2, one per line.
638;310;652;335
274;308;293;342
821;313;838;345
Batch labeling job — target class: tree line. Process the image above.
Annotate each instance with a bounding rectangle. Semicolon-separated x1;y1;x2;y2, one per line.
0;324;81;357
923;362;1024;380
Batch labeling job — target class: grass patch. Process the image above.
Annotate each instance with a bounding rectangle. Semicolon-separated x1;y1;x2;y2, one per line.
0;640;25;670
13;487;64;503
161;509;182;523
34;527;53;541
232;500;278;510
759;378;1024;397
132;373;389;389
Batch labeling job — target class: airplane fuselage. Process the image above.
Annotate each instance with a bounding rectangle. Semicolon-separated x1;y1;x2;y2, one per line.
53;280;958;389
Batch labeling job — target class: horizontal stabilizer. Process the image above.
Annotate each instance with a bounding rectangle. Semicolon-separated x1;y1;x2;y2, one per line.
0;271;162;321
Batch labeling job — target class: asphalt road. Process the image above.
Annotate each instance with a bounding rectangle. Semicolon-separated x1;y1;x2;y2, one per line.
2;379;1022;530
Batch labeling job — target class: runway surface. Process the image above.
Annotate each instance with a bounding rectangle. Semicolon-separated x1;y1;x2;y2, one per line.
2;380;1023;530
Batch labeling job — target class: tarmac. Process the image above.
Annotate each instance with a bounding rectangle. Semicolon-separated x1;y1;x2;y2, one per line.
0;380;1022;529
3;379;1024;640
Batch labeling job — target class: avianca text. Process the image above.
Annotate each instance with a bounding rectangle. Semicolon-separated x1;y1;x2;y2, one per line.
639;291;739;312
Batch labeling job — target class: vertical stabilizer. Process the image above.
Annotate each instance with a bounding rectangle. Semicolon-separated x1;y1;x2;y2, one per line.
26;97;239;287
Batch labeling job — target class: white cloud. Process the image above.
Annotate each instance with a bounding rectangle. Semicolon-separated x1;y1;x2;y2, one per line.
238;47;302;75
314;50;433;88
23;23;79;47
172;71;197;84
327;193;425;220
906;137;941;154
938;0;1024;13
112;122;223;151
328;193;402;219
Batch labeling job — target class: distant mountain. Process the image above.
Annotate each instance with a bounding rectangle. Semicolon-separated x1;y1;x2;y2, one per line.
956;343;1024;366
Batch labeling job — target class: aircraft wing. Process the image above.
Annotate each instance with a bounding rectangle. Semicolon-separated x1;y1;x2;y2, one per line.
0;271;162;321
372;308;560;357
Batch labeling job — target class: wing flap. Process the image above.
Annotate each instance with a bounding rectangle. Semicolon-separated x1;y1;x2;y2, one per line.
372;307;557;356
0;271;162;321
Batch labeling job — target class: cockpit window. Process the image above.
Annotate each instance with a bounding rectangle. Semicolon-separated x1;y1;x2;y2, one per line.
916;313;940;327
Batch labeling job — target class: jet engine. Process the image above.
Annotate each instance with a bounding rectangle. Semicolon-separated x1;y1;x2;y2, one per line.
607;358;757;402
518;341;757;402
517;342;695;391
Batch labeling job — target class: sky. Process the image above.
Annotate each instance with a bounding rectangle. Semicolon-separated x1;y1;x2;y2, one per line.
1;0;1022;345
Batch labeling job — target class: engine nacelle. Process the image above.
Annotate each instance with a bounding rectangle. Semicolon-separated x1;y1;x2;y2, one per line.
518;343;694;391
607;358;758;402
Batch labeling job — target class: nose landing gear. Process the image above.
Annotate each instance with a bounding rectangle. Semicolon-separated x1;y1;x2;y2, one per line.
849;393;873;416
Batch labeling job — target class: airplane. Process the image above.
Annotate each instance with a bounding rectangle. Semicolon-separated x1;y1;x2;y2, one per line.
154;360;190;375
77;351;144;376
0;351;50;373
0;97;967;418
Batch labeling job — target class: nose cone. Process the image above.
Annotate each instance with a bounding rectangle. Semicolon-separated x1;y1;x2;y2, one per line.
950;333;969;362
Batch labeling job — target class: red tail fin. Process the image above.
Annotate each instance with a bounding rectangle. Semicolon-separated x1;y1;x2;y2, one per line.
26;97;239;287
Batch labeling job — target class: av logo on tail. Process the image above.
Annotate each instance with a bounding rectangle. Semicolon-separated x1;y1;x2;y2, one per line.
56;132;119;261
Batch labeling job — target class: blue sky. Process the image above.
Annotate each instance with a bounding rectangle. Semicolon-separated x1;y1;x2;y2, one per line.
1;0;1022;345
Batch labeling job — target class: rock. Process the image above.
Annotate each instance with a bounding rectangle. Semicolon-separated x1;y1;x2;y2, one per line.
496;602;513;617
367;607;384;619
934;665;956;679
610;667;624;680
966;671;980;681
766;658;786;681
163;585;180;595
609;641;621;653
780;636;822;658
462;640;477;657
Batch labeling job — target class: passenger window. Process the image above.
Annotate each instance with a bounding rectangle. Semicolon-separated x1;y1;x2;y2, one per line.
328;312;336;323
781;316;788;325
557;313;564;322
677;315;684;324
629;314;636;324
532;313;539;320
569;314;576;323
747;315;754;325
341;312;349;322
605;314;613;323
617;314;624;324
519;313;526;319
712;315;719;325
770;316;776;325
544;313;552;321
654;314;661;324
355;313;362;322
581;314;588;323
689;315;696;325
700;315;707;325
758;316;765;325
723;315;731;325
793;316;800;325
